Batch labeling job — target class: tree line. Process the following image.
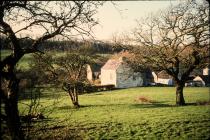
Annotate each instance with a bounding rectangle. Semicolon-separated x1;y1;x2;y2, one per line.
1;35;124;53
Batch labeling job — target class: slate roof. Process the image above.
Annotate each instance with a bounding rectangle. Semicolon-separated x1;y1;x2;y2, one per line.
89;63;103;72
101;59;122;70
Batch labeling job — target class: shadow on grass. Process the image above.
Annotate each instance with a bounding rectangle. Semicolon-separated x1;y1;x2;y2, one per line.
20;115;52;123
133;101;210;108
131;102;174;109
85;92;104;96
185;101;210;106
57;102;175;110
185;103;197;106
18;87;63;101
38;125;66;131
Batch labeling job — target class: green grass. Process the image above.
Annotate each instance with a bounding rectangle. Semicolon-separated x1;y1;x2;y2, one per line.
1;50;108;71
1;49;33;70
0;50;68;71
1;50;210;139
17;87;210;140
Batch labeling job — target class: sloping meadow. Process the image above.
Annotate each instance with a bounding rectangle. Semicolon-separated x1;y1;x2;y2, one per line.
16;87;210;139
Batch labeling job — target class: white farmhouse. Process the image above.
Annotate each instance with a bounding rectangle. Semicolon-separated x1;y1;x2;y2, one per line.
101;57;143;88
152;70;174;85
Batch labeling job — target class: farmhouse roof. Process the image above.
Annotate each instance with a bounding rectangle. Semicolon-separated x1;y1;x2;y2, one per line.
157;70;172;79
195;75;210;84
89;63;103;72
101;58;123;70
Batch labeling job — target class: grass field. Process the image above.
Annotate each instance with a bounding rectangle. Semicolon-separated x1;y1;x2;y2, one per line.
16;87;210;140
1;50;210;139
0;50;109;71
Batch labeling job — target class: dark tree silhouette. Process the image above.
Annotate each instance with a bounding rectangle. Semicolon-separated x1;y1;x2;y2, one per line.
0;1;103;139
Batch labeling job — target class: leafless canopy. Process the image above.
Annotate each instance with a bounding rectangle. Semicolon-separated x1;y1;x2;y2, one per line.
132;1;209;79
0;1;103;53
131;1;209;105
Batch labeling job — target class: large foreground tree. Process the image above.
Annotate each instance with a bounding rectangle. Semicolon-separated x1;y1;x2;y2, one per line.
0;1;103;139
131;1;209;105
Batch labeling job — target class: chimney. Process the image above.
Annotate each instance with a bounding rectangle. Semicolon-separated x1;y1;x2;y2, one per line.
203;67;209;75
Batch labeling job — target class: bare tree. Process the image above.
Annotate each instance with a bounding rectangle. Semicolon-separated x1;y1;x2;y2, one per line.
111;32;131;49
57;53;92;108
131;1;209;105
0;1;103;139
32;50;93;108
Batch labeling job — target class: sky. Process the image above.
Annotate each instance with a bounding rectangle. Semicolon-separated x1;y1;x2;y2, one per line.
11;1;185;41
92;1;180;41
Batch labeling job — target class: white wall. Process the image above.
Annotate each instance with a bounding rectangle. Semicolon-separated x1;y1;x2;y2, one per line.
152;72;174;85
87;65;93;82
157;78;173;85
203;67;209;75
101;69;116;86
152;72;158;83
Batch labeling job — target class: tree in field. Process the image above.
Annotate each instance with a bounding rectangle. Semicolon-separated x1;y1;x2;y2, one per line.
57;54;92;108
30;41;107;108
32;52;92;108
131;1;209;105
0;1;103;139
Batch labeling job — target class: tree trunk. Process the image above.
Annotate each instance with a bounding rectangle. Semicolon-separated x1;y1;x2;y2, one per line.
73;101;80;108
73;87;80;108
3;75;24;140
68;87;80;108
176;83;185;106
